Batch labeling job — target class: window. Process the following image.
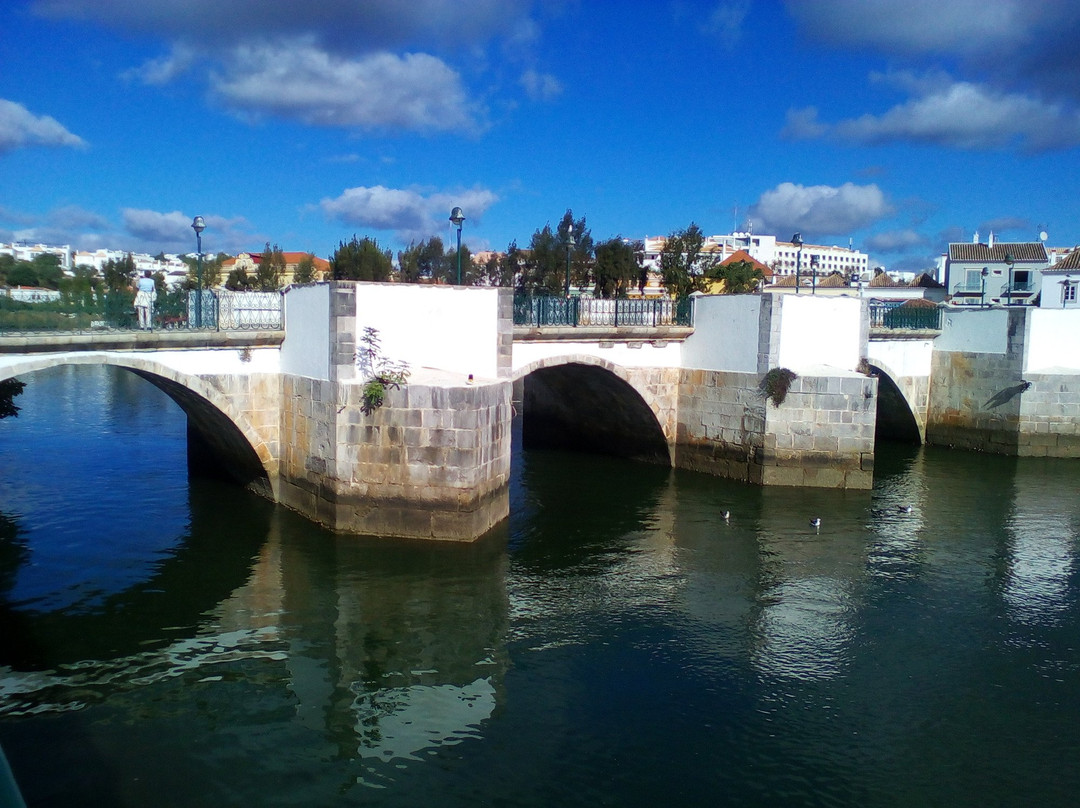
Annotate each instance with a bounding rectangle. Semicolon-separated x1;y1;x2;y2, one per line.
965;269;982;292
1065;283;1077;304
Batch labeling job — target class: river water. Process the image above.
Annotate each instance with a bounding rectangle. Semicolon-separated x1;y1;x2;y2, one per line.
2;364;1080;807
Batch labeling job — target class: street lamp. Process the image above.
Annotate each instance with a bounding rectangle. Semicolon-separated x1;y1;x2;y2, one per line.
810;255;819;295
564;223;575;298
981;266;989;307
792;233;804;294
1004;252;1015;306
449;206;465;285
191;216;205;327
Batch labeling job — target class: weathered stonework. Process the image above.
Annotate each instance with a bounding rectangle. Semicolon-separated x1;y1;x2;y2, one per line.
278;375;512;540
675;369;876;489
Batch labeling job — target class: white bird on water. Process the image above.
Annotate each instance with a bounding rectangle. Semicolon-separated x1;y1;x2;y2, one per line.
810;517;822;529
720;510;730;521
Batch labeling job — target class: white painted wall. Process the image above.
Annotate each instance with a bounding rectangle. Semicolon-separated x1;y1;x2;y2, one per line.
281;284;330;379
935;307;1009;354
775;295;862;373
120;347;281;375
512;339;683;375
1025;309;1080;372
682;294;761;373
355;284;503;380
868;338;934;378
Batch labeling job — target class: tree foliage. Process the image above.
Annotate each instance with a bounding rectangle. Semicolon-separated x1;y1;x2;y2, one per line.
708;259;764;294
103;253;136;292
293;253;317;284
397;237;447;283
659;223;717;299
331;236;393;281
520;210;593;294
593;238;644;298
0;378;26;419
256;242;285;291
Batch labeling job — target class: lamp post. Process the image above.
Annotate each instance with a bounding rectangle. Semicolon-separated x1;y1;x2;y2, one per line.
810;255;819;294
449;206;465;285
792;233;803;294
981;267;988;307
1004;252;1015;306
564;223;575;298
191;216;205;327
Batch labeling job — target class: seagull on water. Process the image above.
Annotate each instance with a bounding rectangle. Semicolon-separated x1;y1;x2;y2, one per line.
720;510;730;521
810;517;822;528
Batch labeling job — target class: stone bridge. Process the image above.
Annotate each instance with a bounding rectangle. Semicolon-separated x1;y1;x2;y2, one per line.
5;282;1080;540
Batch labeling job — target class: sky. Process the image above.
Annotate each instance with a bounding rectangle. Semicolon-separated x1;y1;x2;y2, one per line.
3;0;1080;273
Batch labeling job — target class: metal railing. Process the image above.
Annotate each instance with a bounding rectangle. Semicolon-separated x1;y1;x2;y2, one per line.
869;303;943;331
0;289;283;335
513;294;693;327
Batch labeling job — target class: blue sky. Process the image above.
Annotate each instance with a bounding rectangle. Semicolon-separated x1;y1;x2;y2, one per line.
3;0;1080;272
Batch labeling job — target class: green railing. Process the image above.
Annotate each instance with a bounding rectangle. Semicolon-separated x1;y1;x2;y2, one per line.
869;303;943;331
514;294;693;327
0;289;283;335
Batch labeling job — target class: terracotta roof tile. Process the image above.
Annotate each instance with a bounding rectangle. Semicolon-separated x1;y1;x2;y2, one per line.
948;242;1048;262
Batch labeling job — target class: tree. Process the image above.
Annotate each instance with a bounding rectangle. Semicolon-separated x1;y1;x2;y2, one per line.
441;241;473;284
593;238;642;299
330;236;393;281
103;253;136;292
182;252;225;289
256;242;286;291
659;223;717;299
225;266;254;290
397;237;447;283
0;378;25;419
708;259;764;294
293;253;317;284
520;210;593;294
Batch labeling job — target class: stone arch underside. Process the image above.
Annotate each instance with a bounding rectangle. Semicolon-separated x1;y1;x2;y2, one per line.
867;361;923;444
2;355;275;498
519;360;672;464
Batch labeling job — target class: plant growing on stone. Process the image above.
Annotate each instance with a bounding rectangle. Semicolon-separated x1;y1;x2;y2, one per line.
355;327;410;415
759;367;797;407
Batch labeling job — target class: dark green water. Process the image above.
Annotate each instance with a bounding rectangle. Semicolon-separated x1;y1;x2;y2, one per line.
2;364;1080;807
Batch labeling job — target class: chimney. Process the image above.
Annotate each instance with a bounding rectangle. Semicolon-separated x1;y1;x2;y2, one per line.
988;231;995;248
973;230;980;244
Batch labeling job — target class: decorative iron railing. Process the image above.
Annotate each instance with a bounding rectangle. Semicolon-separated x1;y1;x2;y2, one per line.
869;303;943;331
0;289;283;335
513;294;693;327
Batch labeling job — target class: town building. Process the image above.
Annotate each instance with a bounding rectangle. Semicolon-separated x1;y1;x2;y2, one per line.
944;233;1049;307
642;231;868;286
0;242;72;270
1038;247;1080;309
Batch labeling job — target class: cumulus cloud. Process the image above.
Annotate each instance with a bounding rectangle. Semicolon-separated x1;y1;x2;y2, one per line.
320;185;499;242
210;43;484;133
785;75;1080;152
0;99;86;154
122;209;195;242
748;182;892;238
520;70;563;102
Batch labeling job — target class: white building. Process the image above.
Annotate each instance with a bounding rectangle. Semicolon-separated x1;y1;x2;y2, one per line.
642;231;868;287
0;242;72;270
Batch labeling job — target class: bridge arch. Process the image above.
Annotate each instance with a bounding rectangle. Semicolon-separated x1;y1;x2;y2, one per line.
865;359;923;444
1;353;277;497
512;354;674;464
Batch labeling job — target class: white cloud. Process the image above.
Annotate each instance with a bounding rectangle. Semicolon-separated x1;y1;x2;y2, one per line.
701;1;750;49
864;229;929;253
122;209;195;242
786;0;1031;56
33;0;531;53
212;44;484;133
748;182;892;237
0;99;86;154
520;70;563;102
122;45;196;85
787;77;1080;152
320;185;498;242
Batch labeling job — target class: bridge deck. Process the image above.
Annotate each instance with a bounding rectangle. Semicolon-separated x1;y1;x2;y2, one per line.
0;330;284;354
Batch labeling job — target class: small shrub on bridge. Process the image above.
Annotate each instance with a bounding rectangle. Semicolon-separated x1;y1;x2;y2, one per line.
760;367;797;407
355;327;411;415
